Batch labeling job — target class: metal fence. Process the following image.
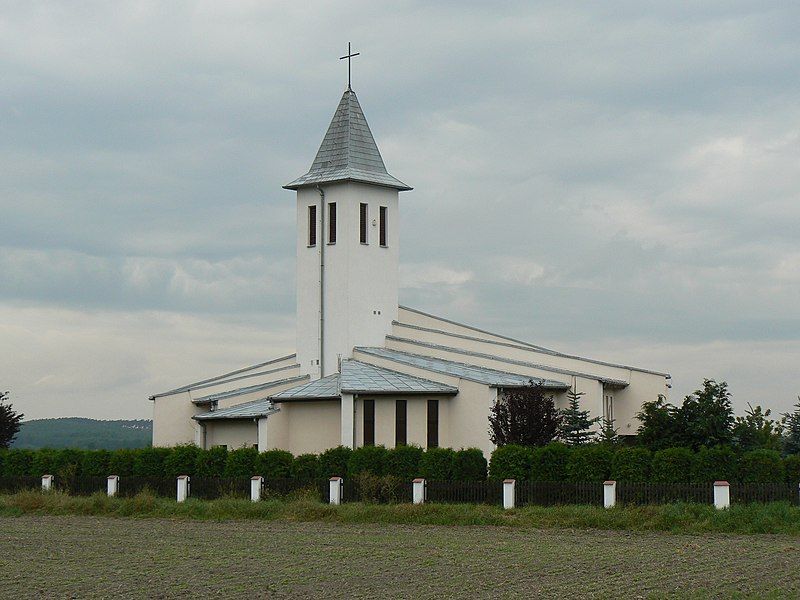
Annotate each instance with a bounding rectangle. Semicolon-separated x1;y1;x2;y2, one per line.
731;483;800;505
0;476;41;493
425;480;502;504
517;481;604;507
617;482;713;505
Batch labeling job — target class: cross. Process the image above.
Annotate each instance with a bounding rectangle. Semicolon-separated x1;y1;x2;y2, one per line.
339;42;360;91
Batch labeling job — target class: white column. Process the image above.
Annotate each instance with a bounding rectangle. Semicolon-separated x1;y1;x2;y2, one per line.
340;393;355;448
329;476;343;505
412;478;426;504
177;475;190;502
193;421;206;449
603;480;617;509
503;479;515;510
41;474;53;492
714;481;730;509
107;475;119;497
257;417;269;453
251;476;263;502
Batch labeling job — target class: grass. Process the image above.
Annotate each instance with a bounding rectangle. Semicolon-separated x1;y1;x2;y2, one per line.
2;514;800;598
3;490;800;535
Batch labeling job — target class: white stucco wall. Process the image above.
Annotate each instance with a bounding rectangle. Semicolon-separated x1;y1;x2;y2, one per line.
296;182;400;379
205;420;258;449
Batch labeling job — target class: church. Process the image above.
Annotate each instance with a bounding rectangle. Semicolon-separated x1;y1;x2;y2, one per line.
150;66;670;458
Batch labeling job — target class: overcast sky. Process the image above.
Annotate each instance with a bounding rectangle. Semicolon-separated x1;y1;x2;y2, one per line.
2;1;799;421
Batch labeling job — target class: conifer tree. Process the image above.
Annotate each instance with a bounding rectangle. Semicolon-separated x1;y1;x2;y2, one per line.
0;391;23;449
598;418;619;446
558;388;599;446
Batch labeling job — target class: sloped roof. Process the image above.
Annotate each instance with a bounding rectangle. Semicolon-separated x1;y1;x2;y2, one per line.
340;360;457;395
284;89;411;191
269;373;341;401
192;375;309;405
193;398;278;421
353;347;570;390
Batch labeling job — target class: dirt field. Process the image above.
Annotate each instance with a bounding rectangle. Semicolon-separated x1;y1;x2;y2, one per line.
1;516;799;599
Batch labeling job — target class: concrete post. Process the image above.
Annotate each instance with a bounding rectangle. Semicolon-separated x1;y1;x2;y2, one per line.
107;475;119;497
177;475;190;502
329;476;343;505
603;480;617;509
257;418;269;453
41;474;53;492
412;478;426;505
251;476;263;502
713;481;730;509
503;479;515;510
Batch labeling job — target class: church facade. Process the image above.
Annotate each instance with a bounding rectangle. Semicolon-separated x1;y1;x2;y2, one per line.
150;85;670;457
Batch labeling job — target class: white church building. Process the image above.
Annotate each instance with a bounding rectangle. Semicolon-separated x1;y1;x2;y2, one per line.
151;81;670;458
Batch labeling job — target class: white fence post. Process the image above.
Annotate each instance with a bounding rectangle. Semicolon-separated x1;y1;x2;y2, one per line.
329;476;343;505
41;474;53;492
177;475;190;502
603;480;617;509
503;479;515;510
713;480;730;509
412;478;426;505
107;475;119;497
251;476;263;502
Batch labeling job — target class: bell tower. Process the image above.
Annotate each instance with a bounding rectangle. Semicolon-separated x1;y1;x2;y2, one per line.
284;87;412;379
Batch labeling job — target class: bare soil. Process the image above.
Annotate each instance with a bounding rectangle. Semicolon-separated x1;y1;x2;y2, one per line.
1;516;798;599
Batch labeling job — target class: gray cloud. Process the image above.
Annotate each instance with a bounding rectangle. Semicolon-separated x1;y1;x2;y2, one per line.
1;1;799;419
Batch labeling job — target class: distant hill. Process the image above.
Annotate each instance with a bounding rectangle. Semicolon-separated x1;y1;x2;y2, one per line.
12;418;152;450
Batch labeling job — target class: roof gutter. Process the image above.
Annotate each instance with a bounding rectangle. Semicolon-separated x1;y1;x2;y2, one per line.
317;185;326;378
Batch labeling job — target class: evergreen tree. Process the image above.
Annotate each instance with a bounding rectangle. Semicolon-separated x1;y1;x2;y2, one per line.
598;418;619;446
488;381;561;448
558;389;599;446
0;391;24;449
782;398;800;456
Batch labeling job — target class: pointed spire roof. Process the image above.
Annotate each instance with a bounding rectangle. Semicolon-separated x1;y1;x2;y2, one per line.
284;89;412;191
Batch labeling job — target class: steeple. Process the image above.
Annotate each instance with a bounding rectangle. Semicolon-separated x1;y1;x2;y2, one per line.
284;89;411;191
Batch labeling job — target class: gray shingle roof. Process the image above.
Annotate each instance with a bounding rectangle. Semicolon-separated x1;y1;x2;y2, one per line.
192;375;309;405
340;360;457;395
354;347;570;389
193;398;278;421
284;90;411;191
270;373;341;401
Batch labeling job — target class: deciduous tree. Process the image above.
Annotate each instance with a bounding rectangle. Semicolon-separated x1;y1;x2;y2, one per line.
0;391;23;449
488;382;561;447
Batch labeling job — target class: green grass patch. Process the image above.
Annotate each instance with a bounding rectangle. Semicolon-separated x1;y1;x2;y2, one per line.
2;490;800;535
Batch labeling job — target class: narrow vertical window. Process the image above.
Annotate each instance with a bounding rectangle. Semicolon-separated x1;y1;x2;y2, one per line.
359;202;368;244
363;399;375;446
328;202;336;244
427;399;439;448
308;205;317;246
379;206;387;247
395;399;407;446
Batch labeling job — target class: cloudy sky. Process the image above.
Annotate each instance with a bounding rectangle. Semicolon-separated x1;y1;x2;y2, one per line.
2;1;799;421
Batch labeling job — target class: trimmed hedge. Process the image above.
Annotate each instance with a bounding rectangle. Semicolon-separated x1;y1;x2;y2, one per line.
3;444;800;484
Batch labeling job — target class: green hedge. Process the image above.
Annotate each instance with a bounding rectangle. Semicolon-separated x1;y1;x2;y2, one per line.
2;444;800;483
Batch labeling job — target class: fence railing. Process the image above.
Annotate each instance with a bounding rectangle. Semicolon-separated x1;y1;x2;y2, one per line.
1;475;799;508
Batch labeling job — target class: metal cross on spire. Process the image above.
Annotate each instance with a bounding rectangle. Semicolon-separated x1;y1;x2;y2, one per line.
339;42;360;91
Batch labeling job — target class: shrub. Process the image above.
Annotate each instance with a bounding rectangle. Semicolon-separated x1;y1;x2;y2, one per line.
53;449;85;478
318;446;352;478
384;445;424;480
81;450;111;477
353;472;406;503
290;453;320;479
489;445;532;481
453;448;488;481
0;450;5;476
30;449;57;477
566;445;612;482
611;447;651;482
347;445;389;477
692;446;737;483
224;447;259;478
194;447;228;478
132;447;171;477
163;444;200;478
651;448;695;483
530;443;571;481
420;447;457;480
784;455;800;484
3;450;34;476
738;449;785;483
108;449;136;476
257;450;294;478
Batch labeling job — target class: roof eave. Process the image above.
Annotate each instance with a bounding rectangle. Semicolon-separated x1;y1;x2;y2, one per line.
283;176;412;192
344;389;458;396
